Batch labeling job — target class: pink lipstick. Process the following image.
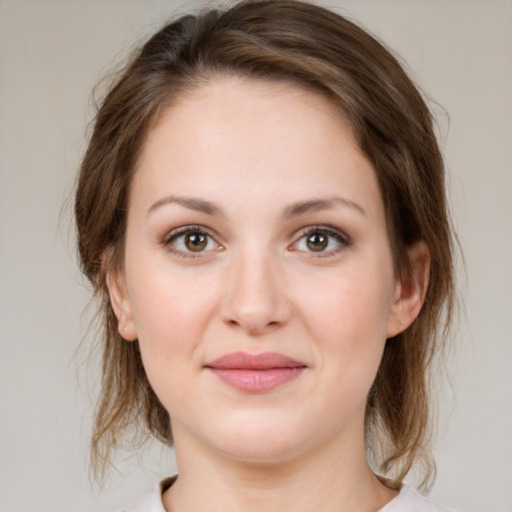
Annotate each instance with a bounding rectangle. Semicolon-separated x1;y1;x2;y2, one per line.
205;352;307;392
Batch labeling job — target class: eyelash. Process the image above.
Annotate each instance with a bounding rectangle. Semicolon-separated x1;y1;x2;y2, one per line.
291;225;351;257
161;224;351;259
161;225;220;259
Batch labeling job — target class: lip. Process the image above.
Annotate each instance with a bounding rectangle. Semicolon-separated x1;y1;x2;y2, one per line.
204;352;307;392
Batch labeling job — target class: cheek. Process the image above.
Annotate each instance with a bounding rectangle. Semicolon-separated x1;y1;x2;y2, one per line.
299;267;392;341
125;262;221;393
129;256;219;335
295;263;393;383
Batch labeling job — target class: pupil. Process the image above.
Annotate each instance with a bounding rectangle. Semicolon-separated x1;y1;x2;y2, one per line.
186;232;207;251
307;233;328;251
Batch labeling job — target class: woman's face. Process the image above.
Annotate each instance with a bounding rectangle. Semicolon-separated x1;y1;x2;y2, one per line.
109;77;417;463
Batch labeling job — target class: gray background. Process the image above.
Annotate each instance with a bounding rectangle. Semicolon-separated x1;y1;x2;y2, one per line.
1;0;511;511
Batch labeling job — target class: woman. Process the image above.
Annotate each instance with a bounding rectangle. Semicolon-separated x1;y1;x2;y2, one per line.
75;1;456;510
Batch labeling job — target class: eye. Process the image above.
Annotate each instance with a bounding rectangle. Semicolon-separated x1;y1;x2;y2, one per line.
163;226;220;257
291;226;350;255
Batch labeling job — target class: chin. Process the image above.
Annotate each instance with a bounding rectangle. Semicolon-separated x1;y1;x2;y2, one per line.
204;412;315;464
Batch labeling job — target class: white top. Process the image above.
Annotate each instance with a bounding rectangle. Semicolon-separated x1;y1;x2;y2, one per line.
121;477;454;511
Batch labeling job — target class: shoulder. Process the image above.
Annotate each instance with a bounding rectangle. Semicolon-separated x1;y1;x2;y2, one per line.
119;477;176;512
379;484;455;512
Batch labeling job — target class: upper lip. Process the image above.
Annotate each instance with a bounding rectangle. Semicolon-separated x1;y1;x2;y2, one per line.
205;352;307;370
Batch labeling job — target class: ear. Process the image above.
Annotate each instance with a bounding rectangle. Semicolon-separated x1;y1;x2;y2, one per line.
386;241;430;338
103;252;138;342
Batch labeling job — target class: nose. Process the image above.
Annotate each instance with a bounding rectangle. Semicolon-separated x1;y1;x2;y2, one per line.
219;251;292;336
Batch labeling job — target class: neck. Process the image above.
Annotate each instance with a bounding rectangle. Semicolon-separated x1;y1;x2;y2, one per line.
163;419;397;512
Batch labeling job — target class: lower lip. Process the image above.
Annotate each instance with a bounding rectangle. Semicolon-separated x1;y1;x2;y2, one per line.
208;367;305;392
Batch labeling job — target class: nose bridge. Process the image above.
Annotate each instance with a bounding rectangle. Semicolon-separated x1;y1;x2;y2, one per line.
220;240;290;334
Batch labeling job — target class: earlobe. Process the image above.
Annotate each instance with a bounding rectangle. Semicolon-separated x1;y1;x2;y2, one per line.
386;242;430;338
104;258;138;342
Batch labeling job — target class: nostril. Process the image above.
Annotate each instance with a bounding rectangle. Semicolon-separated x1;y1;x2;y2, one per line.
218;282;292;334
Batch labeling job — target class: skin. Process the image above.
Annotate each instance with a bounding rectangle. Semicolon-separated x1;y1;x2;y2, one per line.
107;77;428;511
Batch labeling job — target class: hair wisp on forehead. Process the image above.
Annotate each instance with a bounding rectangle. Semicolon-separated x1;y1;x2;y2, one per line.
75;0;456;487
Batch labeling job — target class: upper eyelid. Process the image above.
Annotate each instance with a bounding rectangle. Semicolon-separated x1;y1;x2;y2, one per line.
293;224;350;242
161;226;221;259
163;225;217;243
288;226;352;257
161;225;220;253
160;223;350;250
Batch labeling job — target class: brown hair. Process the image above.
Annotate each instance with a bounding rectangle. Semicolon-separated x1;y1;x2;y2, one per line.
75;0;456;487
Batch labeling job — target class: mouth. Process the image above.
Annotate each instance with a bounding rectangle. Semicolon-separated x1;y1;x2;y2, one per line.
204;352;307;393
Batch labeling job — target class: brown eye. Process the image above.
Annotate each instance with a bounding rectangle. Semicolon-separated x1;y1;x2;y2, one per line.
306;233;329;251
185;232;208;251
290;226;350;256
164;226;218;257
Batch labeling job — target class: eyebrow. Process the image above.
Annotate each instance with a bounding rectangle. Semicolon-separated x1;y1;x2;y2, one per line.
147;195;223;217
147;194;366;218
283;196;366;218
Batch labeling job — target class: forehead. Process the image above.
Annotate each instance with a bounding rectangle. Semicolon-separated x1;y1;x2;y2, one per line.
132;76;382;219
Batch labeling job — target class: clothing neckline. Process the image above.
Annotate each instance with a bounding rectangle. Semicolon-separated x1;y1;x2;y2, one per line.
157;475;407;511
